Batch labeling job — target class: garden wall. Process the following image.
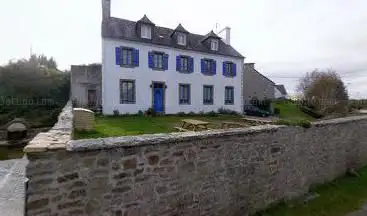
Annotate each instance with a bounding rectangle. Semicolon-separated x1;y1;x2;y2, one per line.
24;108;367;216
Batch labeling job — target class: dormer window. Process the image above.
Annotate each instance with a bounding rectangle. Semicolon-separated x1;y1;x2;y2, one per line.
211;39;219;51
141;25;152;39
177;33;186;45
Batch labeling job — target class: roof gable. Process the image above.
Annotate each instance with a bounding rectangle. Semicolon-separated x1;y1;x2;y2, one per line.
275;85;288;95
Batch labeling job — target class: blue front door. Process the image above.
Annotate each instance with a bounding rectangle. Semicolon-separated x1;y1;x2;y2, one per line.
153;88;164;113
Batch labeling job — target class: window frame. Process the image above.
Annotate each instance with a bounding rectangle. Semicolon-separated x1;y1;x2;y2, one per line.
120;80;136;104
179;83;191;105
203;85;214;105
179;56;189;72
120;47;134;67
204;59;214;73
224;61;235;76
211;39;219;51
141;25;152;39
224;86;234;105
152;52;164;69
177;33;186;45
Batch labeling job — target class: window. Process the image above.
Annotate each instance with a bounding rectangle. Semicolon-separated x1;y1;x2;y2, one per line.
180;56;188;72
202;59;215;74
177;33;186;45
121;48;133;66
120;80;136;104
211;39;219;51
153;53;164;69
141;25;152;39
179;84;190;105
225;86;234;105
223;62;236;76
203;85;214;105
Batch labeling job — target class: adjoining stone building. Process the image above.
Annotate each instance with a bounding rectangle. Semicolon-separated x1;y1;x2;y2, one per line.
243;63;275;104
71;64;102;109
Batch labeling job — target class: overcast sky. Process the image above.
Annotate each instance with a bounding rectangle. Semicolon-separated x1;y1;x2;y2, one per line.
1;0;366;98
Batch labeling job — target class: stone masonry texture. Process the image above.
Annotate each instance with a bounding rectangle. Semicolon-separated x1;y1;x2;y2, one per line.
24;110;367;215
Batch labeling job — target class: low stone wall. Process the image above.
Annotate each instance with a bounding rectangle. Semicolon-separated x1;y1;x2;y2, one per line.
24;114;367;216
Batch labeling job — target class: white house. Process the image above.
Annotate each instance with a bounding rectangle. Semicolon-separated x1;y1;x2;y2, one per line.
101;0;245;115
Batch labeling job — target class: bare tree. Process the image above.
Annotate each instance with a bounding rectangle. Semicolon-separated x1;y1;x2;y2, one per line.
297;69;349;114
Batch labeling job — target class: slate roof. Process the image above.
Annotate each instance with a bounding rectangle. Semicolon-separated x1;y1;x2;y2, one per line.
275;85;288;95
173;24;189;34
102;17;244;58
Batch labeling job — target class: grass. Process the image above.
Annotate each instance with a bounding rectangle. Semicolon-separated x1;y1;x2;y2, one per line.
274;100;315;121
0;146;24;160
257;166;367;216
73;114;244;139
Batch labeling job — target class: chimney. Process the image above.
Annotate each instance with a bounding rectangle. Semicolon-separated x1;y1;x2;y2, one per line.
224;26;231;45
218;26;231;45
244;63;255;69
102;0;111;20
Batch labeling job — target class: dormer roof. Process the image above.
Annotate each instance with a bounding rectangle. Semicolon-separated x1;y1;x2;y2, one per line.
171;24;189;35
202;30;222;42
137;15;155;26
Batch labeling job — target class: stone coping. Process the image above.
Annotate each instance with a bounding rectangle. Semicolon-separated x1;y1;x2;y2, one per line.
312;115;367;127
67;124;282;151
24;101;72;153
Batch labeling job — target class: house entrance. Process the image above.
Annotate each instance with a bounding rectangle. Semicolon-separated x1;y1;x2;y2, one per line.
152;82;165;113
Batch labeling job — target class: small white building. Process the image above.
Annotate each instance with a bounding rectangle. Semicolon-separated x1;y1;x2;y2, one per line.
101;0;245;114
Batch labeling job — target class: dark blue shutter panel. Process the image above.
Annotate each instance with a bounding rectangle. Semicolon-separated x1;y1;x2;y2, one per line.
163;54;169;70
115;47;121;65
212;60;217;74
176;56;180;71
133;49;139;67
148;52;153;68
222;62;226;76
189;57;194;73
201;59;205;73
233;63;237;76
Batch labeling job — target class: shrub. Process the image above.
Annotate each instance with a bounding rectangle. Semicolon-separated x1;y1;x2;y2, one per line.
113;109;120;116
206;111;218;117
137;110;144;116
145;108;156;117
177;112;186;117
188;112;196;116
274;107;280;115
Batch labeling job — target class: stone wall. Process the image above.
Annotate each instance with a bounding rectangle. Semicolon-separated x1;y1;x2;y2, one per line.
24;115;367;216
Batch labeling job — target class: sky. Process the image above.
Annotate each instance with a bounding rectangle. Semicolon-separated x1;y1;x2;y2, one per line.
1;0;366;98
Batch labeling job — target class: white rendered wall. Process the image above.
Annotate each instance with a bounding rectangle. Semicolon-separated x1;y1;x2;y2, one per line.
102;38;244;114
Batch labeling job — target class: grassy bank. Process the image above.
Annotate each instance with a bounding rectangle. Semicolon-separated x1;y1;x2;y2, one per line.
273;101;315;121
257;166;367;216
73;114;243;139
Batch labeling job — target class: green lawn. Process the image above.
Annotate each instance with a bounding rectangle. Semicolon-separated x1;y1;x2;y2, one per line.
73;114;243;139
274;101;314;121
257;166;367;216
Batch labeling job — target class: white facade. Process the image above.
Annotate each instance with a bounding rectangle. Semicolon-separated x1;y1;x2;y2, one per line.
102;38;244;114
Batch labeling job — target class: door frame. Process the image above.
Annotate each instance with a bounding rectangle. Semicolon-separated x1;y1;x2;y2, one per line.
151;81;166;113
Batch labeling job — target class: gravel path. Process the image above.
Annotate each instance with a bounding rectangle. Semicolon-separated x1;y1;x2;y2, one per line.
0;156;27;216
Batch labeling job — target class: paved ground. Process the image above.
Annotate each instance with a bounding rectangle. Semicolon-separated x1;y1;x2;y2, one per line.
0;156;27;216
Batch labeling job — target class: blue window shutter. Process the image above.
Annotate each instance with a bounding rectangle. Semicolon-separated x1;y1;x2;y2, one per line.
133;49;139;67
176;56;180;71
115;47;121;65
189;57;194;73
163;54;169;70
201;59;205;73
233;63;237;76
222;62;226;76
148;52;153;68
212;60;217;74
